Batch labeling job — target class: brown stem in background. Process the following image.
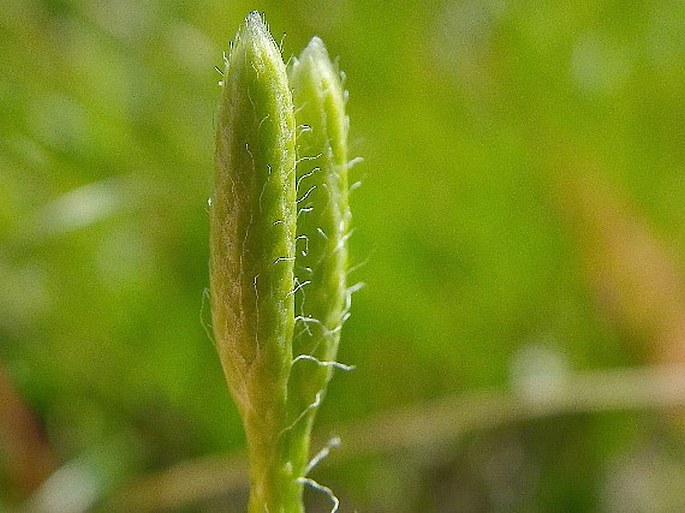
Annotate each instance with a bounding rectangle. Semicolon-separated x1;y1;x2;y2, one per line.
102;363;685;511
0;361;58;499
550;162;685;364
546;149;685;440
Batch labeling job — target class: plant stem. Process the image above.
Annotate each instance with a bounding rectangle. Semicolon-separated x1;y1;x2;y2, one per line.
211;13;352;512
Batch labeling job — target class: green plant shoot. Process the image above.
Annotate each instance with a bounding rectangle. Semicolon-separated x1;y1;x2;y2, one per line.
210;12;352;513
283;36;352;499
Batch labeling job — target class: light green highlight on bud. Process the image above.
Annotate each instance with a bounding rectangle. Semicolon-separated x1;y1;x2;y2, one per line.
210;11;297;512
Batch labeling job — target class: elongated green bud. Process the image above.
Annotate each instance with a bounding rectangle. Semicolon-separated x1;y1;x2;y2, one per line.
211;14;352;512
285;36;351;489
290;38;351;369
210;12;296;512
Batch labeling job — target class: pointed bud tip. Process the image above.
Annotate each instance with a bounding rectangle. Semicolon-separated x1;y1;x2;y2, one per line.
299;36;330;63
244;11;268;37
232;11;279;58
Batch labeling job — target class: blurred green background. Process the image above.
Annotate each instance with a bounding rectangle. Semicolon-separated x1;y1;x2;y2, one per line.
1;0;684;511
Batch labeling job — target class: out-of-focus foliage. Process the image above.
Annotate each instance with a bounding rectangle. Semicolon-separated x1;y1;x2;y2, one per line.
0;1;683;512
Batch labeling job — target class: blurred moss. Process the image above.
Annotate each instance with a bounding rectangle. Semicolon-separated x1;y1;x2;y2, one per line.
1;0;683;511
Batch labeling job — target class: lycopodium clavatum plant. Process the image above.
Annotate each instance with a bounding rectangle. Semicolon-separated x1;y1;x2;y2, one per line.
210;12;356;513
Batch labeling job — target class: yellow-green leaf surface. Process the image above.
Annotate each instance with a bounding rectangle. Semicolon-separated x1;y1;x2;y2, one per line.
210;12;297;512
